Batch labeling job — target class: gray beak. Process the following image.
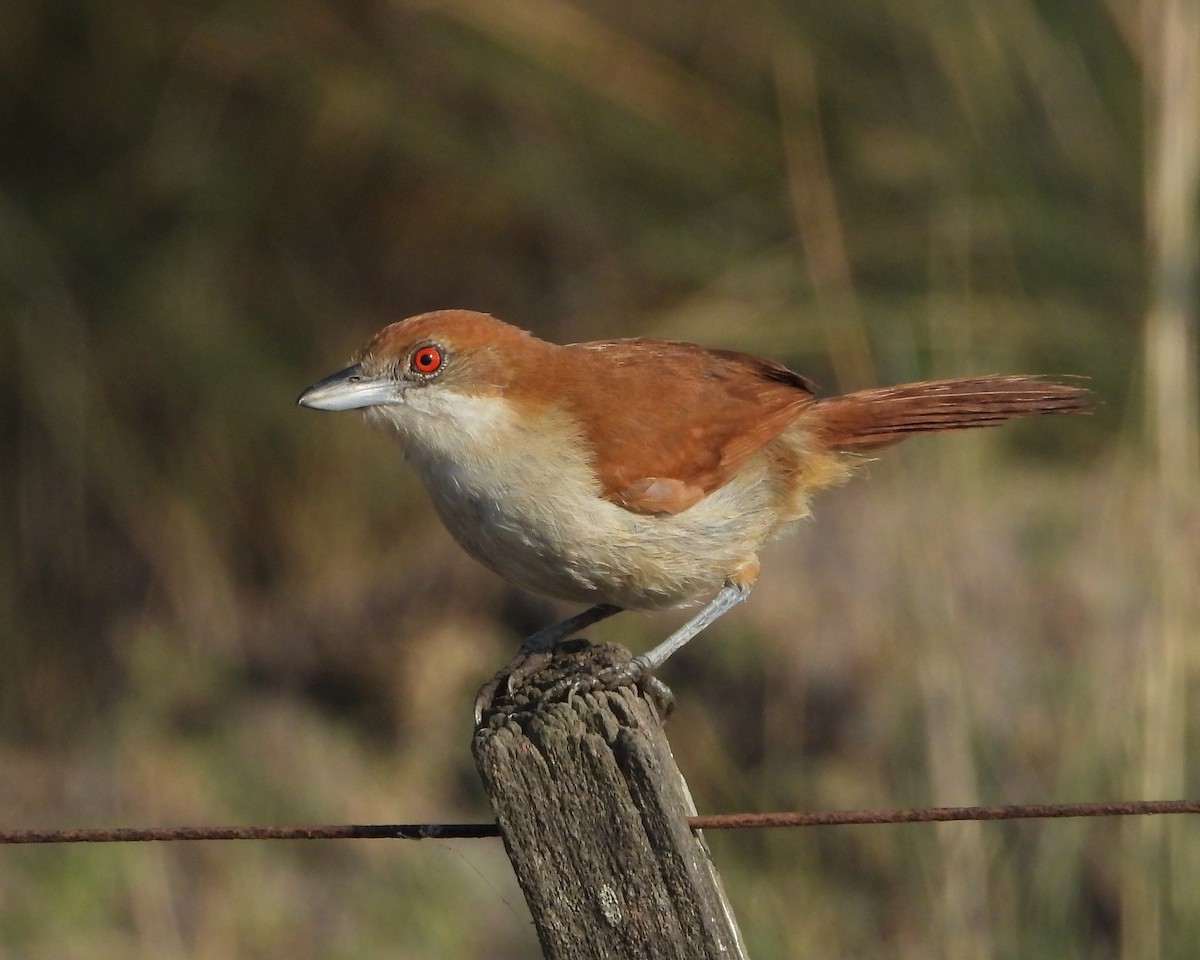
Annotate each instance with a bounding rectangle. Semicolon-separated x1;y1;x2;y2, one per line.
297;364;399;411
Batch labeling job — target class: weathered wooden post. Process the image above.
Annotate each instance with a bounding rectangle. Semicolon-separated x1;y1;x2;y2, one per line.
473;639;748;960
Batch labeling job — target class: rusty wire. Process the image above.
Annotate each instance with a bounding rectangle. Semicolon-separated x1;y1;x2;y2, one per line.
686;798;1200;829
1;798;1197;844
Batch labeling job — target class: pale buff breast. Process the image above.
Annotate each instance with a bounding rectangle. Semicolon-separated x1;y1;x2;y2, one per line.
370;390;806;609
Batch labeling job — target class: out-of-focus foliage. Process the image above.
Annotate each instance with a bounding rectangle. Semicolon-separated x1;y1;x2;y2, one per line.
1;0;1195;958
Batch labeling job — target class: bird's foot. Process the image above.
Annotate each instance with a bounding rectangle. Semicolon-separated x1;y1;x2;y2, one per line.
474;643;674;724
474;604;624;723
474;645;558;724
544;655;675;719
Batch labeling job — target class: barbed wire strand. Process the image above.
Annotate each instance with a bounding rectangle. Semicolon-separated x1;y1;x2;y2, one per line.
1;799;1196;845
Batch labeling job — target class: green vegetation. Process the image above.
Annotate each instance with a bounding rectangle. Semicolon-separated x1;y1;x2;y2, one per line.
1;0;1196;957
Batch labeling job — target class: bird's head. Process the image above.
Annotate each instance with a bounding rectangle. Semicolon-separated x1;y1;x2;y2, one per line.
298;309;548;413
297;309;570;462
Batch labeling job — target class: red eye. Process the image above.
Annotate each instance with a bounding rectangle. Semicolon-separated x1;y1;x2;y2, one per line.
410;345;443;375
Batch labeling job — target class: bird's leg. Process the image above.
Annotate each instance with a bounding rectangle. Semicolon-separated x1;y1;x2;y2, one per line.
474;604;623;723
548;559;759;702
627;578;753;676
517;603;624;654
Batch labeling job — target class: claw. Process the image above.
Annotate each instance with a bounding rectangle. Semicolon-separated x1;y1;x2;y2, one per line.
543;656;647;703
475;605;623;725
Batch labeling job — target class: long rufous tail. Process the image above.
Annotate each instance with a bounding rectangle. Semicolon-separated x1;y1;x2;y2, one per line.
812;376;1092;451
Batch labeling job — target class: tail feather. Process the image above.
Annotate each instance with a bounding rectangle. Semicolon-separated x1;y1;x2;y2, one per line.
812;376;1092;450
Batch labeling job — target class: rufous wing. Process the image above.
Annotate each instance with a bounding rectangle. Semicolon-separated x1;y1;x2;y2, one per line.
558;340;816;515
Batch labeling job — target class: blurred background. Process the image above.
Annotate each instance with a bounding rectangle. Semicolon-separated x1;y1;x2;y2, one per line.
1;0;1197;957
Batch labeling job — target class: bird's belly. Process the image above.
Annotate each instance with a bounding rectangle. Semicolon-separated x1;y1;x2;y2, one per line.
418;458;781;609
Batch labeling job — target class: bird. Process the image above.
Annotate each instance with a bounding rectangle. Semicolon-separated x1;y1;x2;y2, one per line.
298;309;1091;710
